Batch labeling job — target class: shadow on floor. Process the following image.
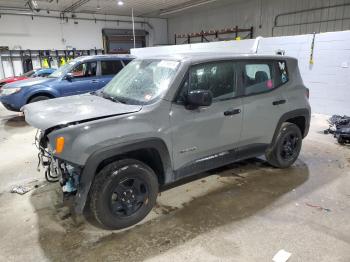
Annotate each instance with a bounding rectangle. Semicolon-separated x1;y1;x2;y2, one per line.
29;158;311;261
2;114;29;131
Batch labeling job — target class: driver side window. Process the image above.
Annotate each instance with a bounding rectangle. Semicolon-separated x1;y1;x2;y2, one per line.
71;61;97;78
177;61;237;103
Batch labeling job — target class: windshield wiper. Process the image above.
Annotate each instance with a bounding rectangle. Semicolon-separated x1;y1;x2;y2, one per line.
101;92;122;103
90;91;99;96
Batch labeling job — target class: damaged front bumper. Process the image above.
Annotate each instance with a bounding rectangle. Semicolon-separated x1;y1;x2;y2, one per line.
35;131;82;195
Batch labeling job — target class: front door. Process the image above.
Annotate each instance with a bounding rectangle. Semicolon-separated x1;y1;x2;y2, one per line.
59;60;101;96
170;61;243;178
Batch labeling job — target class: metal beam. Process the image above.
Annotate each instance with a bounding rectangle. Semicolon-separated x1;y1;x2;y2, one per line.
272;2;350;36
0;11;154;30
62;0;90;14
274;3;350;26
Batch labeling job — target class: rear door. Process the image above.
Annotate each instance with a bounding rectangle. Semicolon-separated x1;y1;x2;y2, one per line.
239;59;289;149
99;59;124;87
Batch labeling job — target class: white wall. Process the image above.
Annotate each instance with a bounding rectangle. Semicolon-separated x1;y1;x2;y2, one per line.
0;12;167;50
258;31;350;115
168;0;350;44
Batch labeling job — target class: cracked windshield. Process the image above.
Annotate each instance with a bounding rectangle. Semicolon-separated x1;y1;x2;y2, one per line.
102;59;180;105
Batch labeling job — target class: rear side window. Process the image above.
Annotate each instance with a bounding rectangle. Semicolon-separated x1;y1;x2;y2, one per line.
101;60;123;76
37;72;51;77
243;60;289;96
243;62;274;96
188;61;237;101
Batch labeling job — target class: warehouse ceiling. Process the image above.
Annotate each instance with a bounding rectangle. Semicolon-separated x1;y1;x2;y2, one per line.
0;0;240;17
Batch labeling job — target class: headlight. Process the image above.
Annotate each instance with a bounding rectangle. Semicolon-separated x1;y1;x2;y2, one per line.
55;136;65;154
0;88;21;96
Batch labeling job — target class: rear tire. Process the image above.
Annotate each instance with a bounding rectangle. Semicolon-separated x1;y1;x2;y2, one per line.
89;159;158;229
28;95;50;103
266;122;302;168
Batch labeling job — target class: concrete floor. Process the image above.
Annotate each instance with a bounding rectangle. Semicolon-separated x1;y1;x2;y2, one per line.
0;104;349;262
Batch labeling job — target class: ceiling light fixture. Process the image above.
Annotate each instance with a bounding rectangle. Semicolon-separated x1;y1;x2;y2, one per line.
160;0;217;16
117;1;124;6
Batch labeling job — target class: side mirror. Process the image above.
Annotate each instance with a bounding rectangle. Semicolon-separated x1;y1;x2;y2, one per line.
64;73;74;81
186;90;213;109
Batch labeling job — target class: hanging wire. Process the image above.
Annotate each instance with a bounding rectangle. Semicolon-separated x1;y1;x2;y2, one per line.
132;8;136;48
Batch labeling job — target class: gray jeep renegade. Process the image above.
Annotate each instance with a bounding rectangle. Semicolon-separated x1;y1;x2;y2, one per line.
24;53;311;229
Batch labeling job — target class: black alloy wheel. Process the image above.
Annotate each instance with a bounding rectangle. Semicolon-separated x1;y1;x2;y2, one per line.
280;133;300;161
266;122;303;168
89;159;158;229
110;177;149;217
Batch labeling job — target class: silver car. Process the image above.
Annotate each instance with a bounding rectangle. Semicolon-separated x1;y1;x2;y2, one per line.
24;53;311;229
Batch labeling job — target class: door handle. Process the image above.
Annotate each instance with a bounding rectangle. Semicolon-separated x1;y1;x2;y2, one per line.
272;99;286;105
224;108;241;116
91;80;99;83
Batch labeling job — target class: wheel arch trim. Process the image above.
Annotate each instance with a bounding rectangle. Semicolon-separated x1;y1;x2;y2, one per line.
74;137;172;213
26;89;58;104
270;108;310;147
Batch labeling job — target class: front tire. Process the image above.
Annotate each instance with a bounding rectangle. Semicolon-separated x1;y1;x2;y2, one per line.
266;122;302;168
89;159;158;229
28;95;50;103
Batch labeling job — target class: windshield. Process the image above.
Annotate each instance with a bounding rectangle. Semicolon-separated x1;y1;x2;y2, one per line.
47;60;77;78
102;59;180;105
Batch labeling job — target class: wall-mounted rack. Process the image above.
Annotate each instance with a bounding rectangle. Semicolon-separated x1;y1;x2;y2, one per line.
174;26;254;45
0;48;104;78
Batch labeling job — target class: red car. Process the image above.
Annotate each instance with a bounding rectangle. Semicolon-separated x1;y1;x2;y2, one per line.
0;75;28;87
0;68;55;89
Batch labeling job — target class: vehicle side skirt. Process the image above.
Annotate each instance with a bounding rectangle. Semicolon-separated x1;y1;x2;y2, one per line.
173;143;268;180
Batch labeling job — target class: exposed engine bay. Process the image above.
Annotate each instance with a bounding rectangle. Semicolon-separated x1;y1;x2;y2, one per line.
35;130;81;195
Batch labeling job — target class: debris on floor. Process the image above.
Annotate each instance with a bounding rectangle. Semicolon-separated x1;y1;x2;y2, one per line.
272;249;292;262
10;185;31;195
10;180;45;195
305;202;331;212
324;115;350;144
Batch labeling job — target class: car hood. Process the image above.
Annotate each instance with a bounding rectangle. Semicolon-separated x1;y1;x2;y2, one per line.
23;94;142;130
4;77;55;88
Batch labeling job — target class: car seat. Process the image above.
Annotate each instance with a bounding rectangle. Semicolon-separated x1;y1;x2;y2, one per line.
255;71;268;83
245;71;269;95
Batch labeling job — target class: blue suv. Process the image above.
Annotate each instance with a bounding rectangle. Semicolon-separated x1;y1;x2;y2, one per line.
0;55;133;111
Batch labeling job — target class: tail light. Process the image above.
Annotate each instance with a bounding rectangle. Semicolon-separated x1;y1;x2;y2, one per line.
305;88;310;99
